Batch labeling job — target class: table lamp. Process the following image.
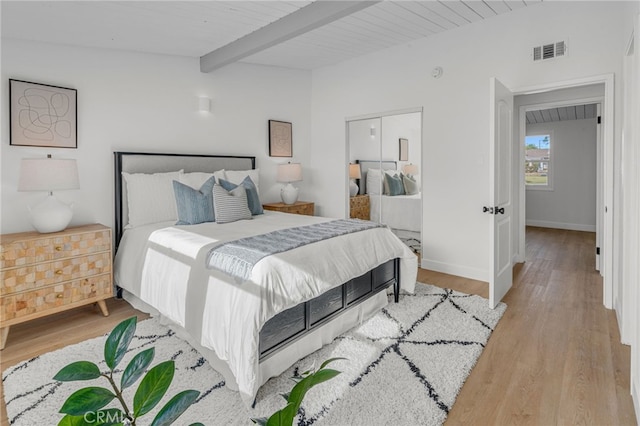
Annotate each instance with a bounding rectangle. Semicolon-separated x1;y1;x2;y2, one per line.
18;155;80;233
402;163;419;175
349;163;361;197
277;162;302;205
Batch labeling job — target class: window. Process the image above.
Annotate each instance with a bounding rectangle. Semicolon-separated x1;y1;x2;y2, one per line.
525;133;552;189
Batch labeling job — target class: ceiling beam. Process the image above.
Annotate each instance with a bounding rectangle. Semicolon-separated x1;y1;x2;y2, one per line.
200;1;379;73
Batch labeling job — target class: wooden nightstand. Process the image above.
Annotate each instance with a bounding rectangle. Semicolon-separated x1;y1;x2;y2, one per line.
350;194;370;220
262;201;314;216
0;223;113;349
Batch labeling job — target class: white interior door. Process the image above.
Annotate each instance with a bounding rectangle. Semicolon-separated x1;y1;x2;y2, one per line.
489;78;514;308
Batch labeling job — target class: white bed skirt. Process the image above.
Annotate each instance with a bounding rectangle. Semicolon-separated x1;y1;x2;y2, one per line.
122;289;388;398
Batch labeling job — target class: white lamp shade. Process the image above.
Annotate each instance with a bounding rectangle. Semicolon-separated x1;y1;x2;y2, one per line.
18;158;79;192
402;163;419;175
277;163;302;183
349;163;361;179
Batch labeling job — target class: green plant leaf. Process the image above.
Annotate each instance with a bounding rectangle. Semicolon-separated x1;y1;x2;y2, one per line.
59;387;116;416
282;368;342;420
133;360;175;417
149;389;200;426
250;417;268;425
58;414;90;426
188;423;205;426
54;361;102;382
266;403;295;426
121;347;155;389
318;357;347;370
104;317;137;371
279;392;290;401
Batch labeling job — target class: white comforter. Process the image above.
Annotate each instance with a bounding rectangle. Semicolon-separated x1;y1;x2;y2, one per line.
370;193;421;233
114;211;417;404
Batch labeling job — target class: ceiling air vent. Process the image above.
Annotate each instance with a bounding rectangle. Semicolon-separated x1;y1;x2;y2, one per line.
533;41;567;61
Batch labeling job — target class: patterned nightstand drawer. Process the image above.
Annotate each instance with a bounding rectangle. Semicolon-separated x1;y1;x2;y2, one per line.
263;201;314;216
1;252;112;296
350;195;370;220
0;225;111;269
1;274;112;325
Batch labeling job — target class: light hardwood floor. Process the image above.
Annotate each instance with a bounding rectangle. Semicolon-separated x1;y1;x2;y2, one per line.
1;227;636;425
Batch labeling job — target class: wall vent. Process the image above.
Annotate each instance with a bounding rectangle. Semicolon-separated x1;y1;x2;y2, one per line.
533;41;567;61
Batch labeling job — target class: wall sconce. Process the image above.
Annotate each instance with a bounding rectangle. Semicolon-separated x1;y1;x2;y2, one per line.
198;96;211;112
370;126;376;138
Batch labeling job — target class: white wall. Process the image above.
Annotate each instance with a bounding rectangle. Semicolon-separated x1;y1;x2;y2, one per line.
525;118;597;231
381;112;421;170
1;39;312;234
310;1;628;281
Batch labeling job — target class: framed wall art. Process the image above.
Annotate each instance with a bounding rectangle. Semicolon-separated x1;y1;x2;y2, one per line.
399;138;408;161
269;119;292;157
9;79;77;148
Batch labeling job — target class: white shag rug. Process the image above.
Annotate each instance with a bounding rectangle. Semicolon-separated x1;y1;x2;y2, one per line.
3;283;506;426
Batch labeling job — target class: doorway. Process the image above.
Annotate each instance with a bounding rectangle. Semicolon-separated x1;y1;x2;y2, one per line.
519;100;602;270
511;75;614;309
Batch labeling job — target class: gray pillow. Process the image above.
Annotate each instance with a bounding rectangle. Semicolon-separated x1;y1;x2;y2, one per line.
219;176;263;215
172;175;216;225
402;174;420;195
384;172;405;196
213;184;252;224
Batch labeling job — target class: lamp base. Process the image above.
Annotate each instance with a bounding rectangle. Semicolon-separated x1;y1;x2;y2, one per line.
349;180;359;197
28;194;73;233
281;183;299;205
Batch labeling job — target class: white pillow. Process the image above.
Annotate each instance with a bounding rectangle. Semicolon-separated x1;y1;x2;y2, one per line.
122;170;183;228
366;169;383;195
180;170;227;189
213;184;252;224
225;169;260;194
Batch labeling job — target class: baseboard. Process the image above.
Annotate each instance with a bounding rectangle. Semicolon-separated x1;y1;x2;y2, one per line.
421;258;488;282
525;220;596;232
614;301;633;345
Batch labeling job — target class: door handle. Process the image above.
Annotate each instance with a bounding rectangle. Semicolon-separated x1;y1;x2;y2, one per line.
495;207;505;215
483;206;494;214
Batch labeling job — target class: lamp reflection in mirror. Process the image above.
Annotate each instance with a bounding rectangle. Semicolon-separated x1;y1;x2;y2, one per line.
277;162;302;204
402;163;419;176
18;155;79;233
349;163;361;197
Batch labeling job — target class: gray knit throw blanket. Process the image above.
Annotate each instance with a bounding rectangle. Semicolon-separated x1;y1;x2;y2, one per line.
206;219;383;281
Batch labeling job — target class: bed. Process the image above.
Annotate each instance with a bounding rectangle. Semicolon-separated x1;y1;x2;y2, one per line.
112;152;418;405
357;160;422;250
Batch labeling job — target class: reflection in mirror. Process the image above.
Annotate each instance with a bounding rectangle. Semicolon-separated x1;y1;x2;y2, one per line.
347;110;422;256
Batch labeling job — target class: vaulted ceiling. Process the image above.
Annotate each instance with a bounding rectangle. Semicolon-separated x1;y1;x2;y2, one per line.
526;104;599;125
2;1;543;71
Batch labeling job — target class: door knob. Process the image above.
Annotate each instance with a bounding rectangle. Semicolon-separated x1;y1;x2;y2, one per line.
483;206;494;214
495;207;505;214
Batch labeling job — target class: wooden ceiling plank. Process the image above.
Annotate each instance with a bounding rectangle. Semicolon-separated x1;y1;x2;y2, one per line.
550;108;561;122
540;109;552;122
418;1;470;26
533;110;544;123
584;103;597;119
354;8;433;41
557;107;569;121
396;2;457;31
372;3;443;35
576;104;585;119
484;1;512;15
200;1;379;72
462;1;498;19
440;1;484;23
503;1;527;11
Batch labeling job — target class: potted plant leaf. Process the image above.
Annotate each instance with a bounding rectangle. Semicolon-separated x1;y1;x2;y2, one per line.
251;357;345;426
53;316;202;426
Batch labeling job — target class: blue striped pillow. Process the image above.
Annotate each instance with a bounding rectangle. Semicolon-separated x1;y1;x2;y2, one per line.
213;184;252;224
172;176;216;225
219;176;263;215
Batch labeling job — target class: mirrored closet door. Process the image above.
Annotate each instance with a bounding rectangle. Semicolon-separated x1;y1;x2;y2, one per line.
347;109;422;255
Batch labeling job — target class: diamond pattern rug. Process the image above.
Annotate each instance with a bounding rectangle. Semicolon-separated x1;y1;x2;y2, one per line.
3;283;506;425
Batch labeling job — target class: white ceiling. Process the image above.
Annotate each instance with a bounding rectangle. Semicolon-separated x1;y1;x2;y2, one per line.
526;103;599;124
1;1;543;71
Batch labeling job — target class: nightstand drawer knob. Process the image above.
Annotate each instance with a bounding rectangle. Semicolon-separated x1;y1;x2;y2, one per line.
56;294;63;299
55;246;63;251
55;270;63;275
